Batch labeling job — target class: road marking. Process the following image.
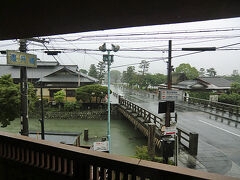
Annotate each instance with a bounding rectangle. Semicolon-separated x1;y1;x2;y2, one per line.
198;120;240;138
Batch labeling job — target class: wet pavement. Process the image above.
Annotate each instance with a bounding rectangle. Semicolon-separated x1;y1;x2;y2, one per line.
110;85;240;178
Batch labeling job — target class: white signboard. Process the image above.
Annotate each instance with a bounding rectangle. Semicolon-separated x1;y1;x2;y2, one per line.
209;95;218;102
93;141;109;152
161;126;177;135
159;90;183;101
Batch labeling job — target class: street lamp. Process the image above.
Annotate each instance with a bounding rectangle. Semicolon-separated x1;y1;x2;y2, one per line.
99;43;120;153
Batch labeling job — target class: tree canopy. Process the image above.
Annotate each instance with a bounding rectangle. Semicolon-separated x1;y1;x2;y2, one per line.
97;61;106;84
110;70;121;83
88;64;98;78
0;75;20;127
139;60;150;75
206;68;217;77
79;69;88;74
76;85;109;103
175;63;199;80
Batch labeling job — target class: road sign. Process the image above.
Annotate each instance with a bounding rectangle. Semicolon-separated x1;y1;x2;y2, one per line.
158;101;175;113
7;50;37;67
159;90;183;101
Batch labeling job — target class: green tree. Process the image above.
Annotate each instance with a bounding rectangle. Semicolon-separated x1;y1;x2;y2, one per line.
0;75;20;127
88;64;98;78
76;85;109;103
27;83;38;113
149;73;166;86
110;70;121;83
54;90;65;110
175;63;199;80
206;68;217;77
97;61;106;84
79;69;88;74
139;60;150;75
199;68;205;77
122;66;136;87
230;82;240;94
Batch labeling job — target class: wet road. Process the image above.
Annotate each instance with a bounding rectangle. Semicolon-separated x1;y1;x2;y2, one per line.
111;85;240;178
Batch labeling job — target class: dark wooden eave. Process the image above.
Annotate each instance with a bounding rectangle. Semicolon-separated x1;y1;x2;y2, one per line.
0;0;240;40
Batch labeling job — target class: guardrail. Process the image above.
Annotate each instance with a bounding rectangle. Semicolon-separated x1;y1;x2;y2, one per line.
0;131;228;180
181;96;240;127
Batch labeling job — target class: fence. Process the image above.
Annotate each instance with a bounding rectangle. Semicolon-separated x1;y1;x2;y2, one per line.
177;128;199;156
0;131;227;180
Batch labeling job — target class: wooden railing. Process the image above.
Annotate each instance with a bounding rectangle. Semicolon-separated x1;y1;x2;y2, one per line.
177;128;198;156
118;95;164;129
0;131;233;180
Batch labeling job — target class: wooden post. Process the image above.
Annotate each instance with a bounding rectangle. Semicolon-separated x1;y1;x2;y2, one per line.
221;105;225;122
189;132;198;156
236;108;239;128
84;129;89;141
147;123;156;160
177;129;181;153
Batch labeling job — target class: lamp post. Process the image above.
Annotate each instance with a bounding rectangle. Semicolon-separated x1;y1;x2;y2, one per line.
99;43;120;153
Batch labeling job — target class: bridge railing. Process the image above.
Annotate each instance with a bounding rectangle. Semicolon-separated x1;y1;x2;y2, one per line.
183;96;240;115
181;96;240;127
0;131;227;180
118;95;164;128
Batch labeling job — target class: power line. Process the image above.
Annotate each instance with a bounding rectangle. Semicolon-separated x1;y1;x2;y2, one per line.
48;27;240;41
111;42;240;68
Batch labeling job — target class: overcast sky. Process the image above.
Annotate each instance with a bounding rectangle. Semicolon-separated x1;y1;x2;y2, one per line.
0;17;240;76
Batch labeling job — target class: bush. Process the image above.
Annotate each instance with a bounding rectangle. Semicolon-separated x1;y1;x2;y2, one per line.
134;146;174;165
64;101;75;111
219;93;240;105
188;91;216;100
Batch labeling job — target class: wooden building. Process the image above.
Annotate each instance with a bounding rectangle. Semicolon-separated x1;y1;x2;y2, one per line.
0;61;99;102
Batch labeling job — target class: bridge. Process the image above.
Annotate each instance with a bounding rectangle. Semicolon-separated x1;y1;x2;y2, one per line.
111;85;240;178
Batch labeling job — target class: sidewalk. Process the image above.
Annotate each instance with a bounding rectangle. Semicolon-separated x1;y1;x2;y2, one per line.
178;149;207;172
178;146;240;178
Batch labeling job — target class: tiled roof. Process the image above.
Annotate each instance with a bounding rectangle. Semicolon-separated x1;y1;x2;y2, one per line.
197;77;232;87
0;61;98;83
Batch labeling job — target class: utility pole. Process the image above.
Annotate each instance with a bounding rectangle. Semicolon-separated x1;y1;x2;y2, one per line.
165;40;172;127
19;39;29;136
19;38;48;137
40;82;45;140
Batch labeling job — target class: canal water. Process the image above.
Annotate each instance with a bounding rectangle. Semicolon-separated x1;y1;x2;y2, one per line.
27;117;147;157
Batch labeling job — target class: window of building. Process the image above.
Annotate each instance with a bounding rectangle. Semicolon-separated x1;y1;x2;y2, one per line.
66;90;75;97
